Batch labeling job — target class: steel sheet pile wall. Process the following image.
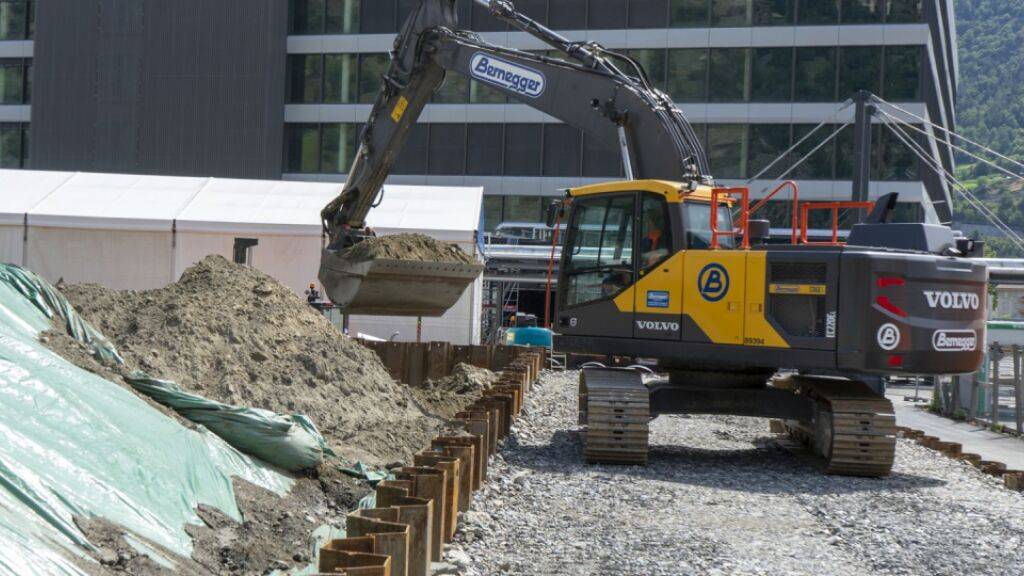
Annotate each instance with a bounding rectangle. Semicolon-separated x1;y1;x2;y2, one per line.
31;0;286;179
315;349;546;576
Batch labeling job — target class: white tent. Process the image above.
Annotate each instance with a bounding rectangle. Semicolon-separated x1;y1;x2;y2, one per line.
26;173;207;289
176;181;484;345
0;170;485;345
0;170;75;265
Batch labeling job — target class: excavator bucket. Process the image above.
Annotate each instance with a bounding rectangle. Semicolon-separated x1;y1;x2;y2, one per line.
319;250;484;317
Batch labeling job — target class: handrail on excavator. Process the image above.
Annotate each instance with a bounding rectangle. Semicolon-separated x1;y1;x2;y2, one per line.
749;180;800;245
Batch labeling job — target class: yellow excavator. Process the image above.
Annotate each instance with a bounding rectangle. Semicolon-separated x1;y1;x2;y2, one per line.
319;0;989;476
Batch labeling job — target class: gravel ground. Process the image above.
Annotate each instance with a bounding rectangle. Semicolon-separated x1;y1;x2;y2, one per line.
443;371;1024;576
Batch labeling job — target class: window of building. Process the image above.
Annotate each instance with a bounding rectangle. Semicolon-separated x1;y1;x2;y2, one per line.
711;0;750;26
670;0;709;26
358;53;389;104
284;124;321;173
321;123;359;173
549;0;587;29
517;0;549;24
796;0;838;24
483;196;504;232
878;125;920;181
629;0;669;28
750;47;793;102
841;0;883;24
751;0;794;25
433;73;469;103
885;0;923;23
708;48;749;102
707;124;749;179
359;0;396;33
563;194;635;307
0;123;24;168
668;48;708;101
883;45;922;101
505;196;544;223
0;59;27;104
504;124;543;176
290;0;324;34
427;123;467;175
794;47;836;102
588;0;628;29
790;123;838;180
747;124;791;179
396;0;420;28
543;125;582;177
470;80;507;104
393;123;429;174
691;123;708;153
582;133;623;177
468;124;504;175
471;2;506;31
839;46;881;100
325;0;360;34
287;55;322;104
324;54;358;103
834;124;881;180
627;49;668;92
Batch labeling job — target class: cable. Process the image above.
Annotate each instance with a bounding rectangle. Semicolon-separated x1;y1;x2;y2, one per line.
880;117;1024;251
871;96;1024;179
745;100;854;184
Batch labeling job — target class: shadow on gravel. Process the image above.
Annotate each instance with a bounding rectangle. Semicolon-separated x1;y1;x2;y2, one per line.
504;430;946;496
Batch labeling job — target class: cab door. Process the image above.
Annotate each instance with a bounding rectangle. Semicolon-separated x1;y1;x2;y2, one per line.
680;201;746;346
631;193;683;340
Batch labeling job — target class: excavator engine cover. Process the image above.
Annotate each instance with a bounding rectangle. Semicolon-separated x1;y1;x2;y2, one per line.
319;250;483;317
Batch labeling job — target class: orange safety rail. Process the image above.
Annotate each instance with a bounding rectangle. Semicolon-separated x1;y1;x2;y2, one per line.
543;202;567;329
711;187;750;250
799;201;875;246
749;180;800;245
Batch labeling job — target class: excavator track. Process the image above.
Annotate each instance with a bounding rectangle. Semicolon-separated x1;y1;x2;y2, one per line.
579;368;650;465
782;376;897;477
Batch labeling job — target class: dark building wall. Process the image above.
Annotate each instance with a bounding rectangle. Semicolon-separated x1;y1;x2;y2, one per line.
30;0;287;179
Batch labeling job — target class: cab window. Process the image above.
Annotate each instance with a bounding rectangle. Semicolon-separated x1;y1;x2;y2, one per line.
640;194;672;272
684;202;734;249
563;194;635;308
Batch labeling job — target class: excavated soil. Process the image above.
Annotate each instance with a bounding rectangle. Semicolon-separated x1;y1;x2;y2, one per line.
340;233;475;264
58;255;442;467
412;363;498;419
72;470;369;576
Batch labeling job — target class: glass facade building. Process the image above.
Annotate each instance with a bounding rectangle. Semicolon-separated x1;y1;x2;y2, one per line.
0;0;958;227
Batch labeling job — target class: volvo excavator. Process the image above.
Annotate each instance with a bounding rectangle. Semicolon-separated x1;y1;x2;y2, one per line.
319;0;989;477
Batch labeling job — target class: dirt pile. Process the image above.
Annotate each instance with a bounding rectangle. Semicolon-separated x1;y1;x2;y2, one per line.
412;363;497;419
59;255;441;467
340;233;475;264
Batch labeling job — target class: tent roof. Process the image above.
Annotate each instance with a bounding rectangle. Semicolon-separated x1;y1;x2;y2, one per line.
367;185;483;242
0;170;76;225
0;170;482;238
174;179;340;235
177;182;483;240
28;173;208;232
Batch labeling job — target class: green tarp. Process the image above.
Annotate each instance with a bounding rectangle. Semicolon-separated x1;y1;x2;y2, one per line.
0;265;293;575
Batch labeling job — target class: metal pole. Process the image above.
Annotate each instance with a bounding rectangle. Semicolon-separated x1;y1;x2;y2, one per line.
416;316;423;343
950;375;960;417
992;351;1001;428
618;125;636;180
1015;344;1023;435
970;370;979;422
851;90;875;223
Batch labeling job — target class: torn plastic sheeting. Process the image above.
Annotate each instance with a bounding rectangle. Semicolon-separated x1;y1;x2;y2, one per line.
1;263;331;473
0;265;293;572
124;373;333;473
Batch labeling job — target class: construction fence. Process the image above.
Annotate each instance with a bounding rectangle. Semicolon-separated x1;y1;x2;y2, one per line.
935;344;1024;435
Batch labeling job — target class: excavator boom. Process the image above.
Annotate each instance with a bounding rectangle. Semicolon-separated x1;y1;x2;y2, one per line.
319;0;709;316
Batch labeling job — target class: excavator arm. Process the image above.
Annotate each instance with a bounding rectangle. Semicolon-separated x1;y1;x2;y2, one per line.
319;0;711;316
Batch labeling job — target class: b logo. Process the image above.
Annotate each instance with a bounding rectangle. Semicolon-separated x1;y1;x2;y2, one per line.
877;323;901;351
698;264;730;302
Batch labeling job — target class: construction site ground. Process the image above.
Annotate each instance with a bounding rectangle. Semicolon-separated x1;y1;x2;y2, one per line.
447;371;1024;576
